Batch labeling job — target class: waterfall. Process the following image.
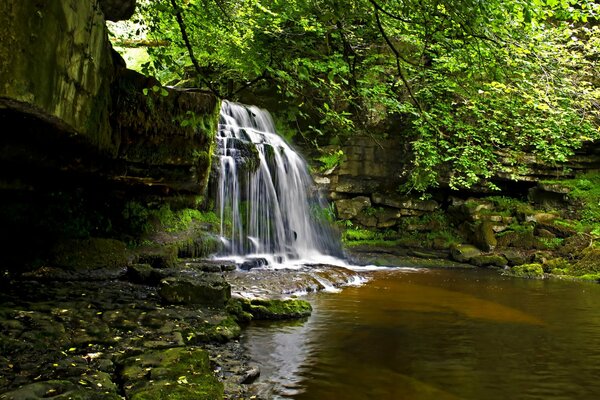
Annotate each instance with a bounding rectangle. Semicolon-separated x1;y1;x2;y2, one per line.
215;100;342;267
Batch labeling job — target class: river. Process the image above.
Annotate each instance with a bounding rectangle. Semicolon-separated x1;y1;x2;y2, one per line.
243;267;600;399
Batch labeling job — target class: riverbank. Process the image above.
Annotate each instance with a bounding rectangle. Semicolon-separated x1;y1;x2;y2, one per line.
0;245;366;400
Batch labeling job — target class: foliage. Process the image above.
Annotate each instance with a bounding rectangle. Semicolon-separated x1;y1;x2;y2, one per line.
506;263;545;278
543;173;600;237
113;0;600;191
316;149;345;172
122;202;220;234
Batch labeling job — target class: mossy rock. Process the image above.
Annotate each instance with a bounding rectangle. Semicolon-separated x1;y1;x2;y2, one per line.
470;254;508;267
496;227;545;250
450;244;482;263
239;298;313;320
505;263;545;279
0;380;121;400
120;347;223;400
472;220;497;252
557;234;590;258
571;248;600;276
50;238;129;270
543;258;571;274
158;275;231;306
185;316;242;344
126;263;166;286
500;249;529;266
137;244;178;269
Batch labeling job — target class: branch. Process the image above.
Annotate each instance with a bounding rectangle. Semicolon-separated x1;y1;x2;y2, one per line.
373;9;446;138
233;70;270;96
111;39;171;48
170;0;221;98
368;0;415;24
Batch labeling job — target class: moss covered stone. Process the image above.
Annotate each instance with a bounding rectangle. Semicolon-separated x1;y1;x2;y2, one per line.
158;275;231;306
50;238;129;270
571;249;600;276
185;316;242;344
470;254;508;267
0;380;121;400
505;263;545;279
450;244;482;263
473;220;497;252
238;298;313;320
120;347;223;400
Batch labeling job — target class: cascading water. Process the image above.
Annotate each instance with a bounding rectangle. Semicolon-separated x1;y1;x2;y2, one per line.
215;100;343;267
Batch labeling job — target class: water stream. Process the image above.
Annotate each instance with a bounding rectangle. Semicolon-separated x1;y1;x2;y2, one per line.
243;268;600;399
215;100;342;268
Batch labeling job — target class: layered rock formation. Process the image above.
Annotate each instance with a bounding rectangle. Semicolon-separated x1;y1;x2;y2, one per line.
0;0;219;197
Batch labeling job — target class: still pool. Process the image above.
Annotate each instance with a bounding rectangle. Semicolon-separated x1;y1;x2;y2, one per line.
242;268;600;399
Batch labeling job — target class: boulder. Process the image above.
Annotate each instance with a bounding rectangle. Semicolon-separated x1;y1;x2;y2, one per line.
334;196;371;220
505;263;545;279
137;244;178;269
126;263;166;285
159;275;231;306
240;257;268;271
473;220;497;252
470;254;508;267
450;244;482;263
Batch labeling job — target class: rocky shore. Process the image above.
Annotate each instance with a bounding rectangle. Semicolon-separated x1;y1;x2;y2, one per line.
0;245;366;400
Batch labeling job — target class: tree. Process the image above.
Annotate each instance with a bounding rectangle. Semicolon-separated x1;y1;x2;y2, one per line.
115;0;600;192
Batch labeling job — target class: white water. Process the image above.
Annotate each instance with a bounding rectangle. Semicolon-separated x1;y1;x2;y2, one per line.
215;101;343;268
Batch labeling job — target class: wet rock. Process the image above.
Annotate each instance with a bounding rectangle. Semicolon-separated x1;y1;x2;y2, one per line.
186;316;242;343
450;244;482;263
0;380;121;399
126;263;165;286
240;258;268;271
120;347;223;400
239;365;260;384
470;254;508;267
238;298;313;320
158;275;231;306
505;263;545;278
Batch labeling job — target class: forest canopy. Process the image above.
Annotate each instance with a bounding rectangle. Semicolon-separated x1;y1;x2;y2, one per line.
111;0;600;192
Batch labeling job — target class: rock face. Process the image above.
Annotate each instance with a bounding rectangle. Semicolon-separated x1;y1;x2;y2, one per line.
0;0;219;197
0;0;116;153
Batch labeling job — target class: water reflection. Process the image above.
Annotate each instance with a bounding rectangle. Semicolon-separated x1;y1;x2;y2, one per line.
243;268;600;400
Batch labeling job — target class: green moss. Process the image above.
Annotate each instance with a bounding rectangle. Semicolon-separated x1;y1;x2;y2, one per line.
539;237;564;250
237;298;313;320
571;249;600;276
543;257;571;273
185;316;241;344
505;263;545;278
121;347;223;400
542;172;600;235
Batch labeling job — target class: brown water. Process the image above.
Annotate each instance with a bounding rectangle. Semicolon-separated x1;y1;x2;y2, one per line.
242;268;600;399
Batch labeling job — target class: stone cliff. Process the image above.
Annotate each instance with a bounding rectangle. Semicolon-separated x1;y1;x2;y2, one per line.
0;0;219;197
0;0;220;268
